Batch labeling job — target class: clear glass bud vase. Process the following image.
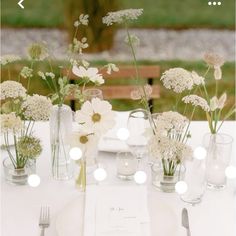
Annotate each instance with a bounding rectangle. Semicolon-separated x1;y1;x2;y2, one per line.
204;133;233;190
50;104;73;180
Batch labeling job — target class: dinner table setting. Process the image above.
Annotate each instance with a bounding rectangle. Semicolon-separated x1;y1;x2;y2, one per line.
1;7;236;236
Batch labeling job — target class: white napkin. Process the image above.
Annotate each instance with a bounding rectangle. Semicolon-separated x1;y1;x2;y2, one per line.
83;186;150;236
98;112;130;152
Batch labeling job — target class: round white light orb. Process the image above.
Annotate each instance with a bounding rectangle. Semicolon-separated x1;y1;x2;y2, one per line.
116;128;130;141
28;174;40;187
93;168;107;182
69;147;82;160
225;166;236;179
194;146;207;160
175;181;188;194
134;171;147;184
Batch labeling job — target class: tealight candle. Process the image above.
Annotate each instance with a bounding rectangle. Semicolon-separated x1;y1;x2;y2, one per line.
116;152;137;180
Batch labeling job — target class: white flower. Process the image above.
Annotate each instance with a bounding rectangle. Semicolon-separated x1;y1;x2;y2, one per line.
0;113;23;133
69;38;89;54
75;98;115;134
160;68;193;93
79;14;89;25
27;43;48;60
0;54;21;65
45;72;55;79
124;34;140;47
102;9;143;25
182;95;210;112
20;66;33;78
74;20;80;27
210;93;227;111
22;95;52;121
38;71;46;80
106;63;119;75
148;133;192;161
0;81;26;100
153;111;189;134
70;129;98;157
214;66;222;80
191;71;205;85
130;84;152;100
203;52;224;67
72;65;104;85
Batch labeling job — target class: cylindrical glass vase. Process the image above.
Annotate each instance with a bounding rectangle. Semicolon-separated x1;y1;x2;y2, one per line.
204;133;233;190
3;158;36;185
50;104;73;180
151;162;186;193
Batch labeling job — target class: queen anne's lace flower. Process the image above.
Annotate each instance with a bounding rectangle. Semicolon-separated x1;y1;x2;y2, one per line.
148;133;192;161
20;66;33;78
182;95;210;112
17;136;42;159
102;9;143;25
191;71;205;85
22;95;52;121
75;98;115;134
0;54;21;65
153;111;188;134
0;81;26;100
203;52;224;67
130;85;152;100
160;68;193;93
0;113;23;133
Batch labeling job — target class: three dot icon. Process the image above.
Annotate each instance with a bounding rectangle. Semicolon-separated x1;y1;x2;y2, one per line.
208;1;222;5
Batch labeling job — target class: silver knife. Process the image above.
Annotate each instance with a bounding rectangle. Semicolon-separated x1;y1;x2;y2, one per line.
182;208;191;236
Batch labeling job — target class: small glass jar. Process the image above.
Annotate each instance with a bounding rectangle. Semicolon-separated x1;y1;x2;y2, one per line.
3;158;36;185
116;151;138;180
151;162;186;193
83;88;103;101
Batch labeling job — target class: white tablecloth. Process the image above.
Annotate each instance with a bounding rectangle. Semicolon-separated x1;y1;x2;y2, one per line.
1;116;236;236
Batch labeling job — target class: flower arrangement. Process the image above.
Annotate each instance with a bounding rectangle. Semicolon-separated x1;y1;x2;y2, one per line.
103;8;194;177
182;52;235;134
0;80;52;170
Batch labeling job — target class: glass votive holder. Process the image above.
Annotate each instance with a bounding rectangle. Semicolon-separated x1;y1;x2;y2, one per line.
116;152;138;180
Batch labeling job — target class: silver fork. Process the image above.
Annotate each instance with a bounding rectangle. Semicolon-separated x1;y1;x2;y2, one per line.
39;206;50;236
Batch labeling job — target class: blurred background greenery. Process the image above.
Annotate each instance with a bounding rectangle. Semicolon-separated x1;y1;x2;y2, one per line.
1;0;235;119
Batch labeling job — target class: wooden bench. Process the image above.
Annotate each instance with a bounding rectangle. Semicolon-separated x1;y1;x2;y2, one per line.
67;65;161;111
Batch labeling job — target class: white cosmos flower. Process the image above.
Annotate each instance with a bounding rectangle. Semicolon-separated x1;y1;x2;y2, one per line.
72;65;104;85
75;98;115;134
70;129;98;157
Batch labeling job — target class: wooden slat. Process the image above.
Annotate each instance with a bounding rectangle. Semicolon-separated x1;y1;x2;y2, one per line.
66;85;160;100
66;65;160;80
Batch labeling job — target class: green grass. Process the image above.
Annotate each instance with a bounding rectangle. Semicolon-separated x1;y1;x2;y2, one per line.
1;0;235;28
1;60;235;120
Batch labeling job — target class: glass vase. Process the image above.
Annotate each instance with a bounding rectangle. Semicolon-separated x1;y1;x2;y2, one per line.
151;162;186;193
50;104;73;180
180;158;206;205
204;133;233;190
3;158;36;185
75;159;86;192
